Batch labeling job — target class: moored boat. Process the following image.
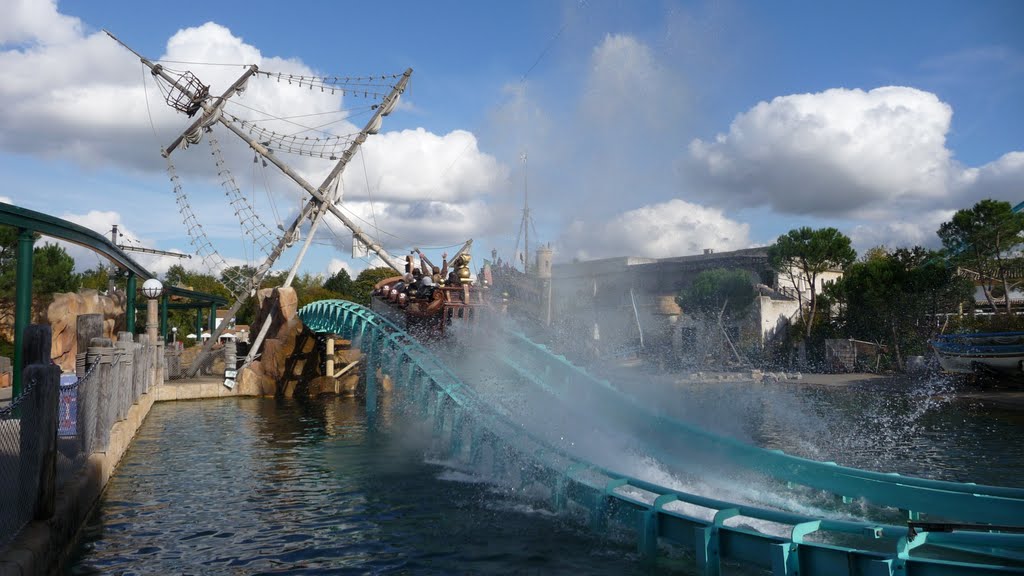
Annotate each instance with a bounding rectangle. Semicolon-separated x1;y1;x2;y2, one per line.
930;331;1024;376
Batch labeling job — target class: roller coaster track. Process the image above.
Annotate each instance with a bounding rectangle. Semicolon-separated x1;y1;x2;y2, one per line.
298;300;1024;575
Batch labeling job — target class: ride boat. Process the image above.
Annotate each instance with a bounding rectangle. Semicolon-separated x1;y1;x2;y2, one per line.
370;251;495;338
930;331;1024;376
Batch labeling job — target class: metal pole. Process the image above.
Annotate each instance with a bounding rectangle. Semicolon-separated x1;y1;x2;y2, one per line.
13;228;34;399
125;272;137;334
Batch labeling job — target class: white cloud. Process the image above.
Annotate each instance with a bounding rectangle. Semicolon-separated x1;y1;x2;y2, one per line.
847;209;954;253
684;86;956;217
53;209;200;276
0;9;509;270
557;198;750;260
955;151;1024;207
341;128;505;205
680;85;1024;251
0;0;80;46
326;258;352;278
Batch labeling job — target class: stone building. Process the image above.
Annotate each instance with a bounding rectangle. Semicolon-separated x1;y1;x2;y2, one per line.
500;247;841;366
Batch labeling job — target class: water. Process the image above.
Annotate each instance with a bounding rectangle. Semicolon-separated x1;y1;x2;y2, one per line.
70;397;694;575
69;362;1024;574
617;373;1024;487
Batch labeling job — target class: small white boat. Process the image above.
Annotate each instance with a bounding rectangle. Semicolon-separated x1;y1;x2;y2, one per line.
930;331;1024;376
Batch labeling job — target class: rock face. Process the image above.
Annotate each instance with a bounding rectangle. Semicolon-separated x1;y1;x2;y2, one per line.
47;290;126;372
237;287;307;397
234;288;364;398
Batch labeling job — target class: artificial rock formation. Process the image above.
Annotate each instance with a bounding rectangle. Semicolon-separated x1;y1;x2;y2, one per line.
236;287;307;397
48;290;125;372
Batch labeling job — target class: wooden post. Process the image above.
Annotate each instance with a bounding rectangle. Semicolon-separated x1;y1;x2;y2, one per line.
25;363;60;521
138;334;151;395
325;337;335;378
116;334;134;418
132;337;144;401
17;325;58;519
75;315;103;454
87;338;113;453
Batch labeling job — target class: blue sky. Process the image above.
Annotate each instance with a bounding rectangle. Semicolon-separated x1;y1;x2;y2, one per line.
1;0;1021;281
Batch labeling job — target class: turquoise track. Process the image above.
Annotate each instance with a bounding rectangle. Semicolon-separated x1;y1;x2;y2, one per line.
299;300;1024;576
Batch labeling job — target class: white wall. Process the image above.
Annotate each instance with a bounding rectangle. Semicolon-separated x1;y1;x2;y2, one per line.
757;295;800;344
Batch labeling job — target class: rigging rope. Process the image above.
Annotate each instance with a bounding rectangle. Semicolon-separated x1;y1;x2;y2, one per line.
167;159;252;299
226;112;359;159
256;70;403;99
207;133;280;257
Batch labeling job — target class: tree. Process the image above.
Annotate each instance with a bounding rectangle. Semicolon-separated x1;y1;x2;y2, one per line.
830;246;971;369
79;266;111;291
352;267;398;306
677;268;756;319
0;231;82;341
768;227;856;337
31;243;80;294
677;268;756;364
937;199;1024;315
324;269;354;296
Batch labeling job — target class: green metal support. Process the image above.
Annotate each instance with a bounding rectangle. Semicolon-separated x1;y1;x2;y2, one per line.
295;299;1024;576
210;303;218;337
12;227;35;399
196;308;203;341
160;294;169;342
126;272;137;335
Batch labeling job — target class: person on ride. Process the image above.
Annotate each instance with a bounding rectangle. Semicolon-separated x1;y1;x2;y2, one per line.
408;269;422;295
419;275;435;300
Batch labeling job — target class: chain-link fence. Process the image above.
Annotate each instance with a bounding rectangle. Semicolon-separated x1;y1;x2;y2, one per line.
1;326;161;551
0;364;59;549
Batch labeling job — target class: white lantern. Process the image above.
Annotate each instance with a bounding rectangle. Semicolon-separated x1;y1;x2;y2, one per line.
142;278;164;299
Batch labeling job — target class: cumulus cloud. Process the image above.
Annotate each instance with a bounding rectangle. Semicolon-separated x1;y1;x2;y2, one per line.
556;199;750;260
846;209;955;253
0;0;80;46
0;4;508;271
341;128;505;204
683;86;956;217
955;151;1024;207
679;85;1024;251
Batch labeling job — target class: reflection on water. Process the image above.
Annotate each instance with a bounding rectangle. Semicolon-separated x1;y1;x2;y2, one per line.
71;397;693;575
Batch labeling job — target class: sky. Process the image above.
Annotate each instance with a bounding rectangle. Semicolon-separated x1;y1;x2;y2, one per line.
0;0;1022;283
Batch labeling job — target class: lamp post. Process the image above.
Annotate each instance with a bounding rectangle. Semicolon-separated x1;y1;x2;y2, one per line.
171;326;178;344
142;276;163;383
142;278;164;346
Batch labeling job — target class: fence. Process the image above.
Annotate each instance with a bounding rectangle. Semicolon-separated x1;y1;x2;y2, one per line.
0;316;162;550
164;340;239;380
